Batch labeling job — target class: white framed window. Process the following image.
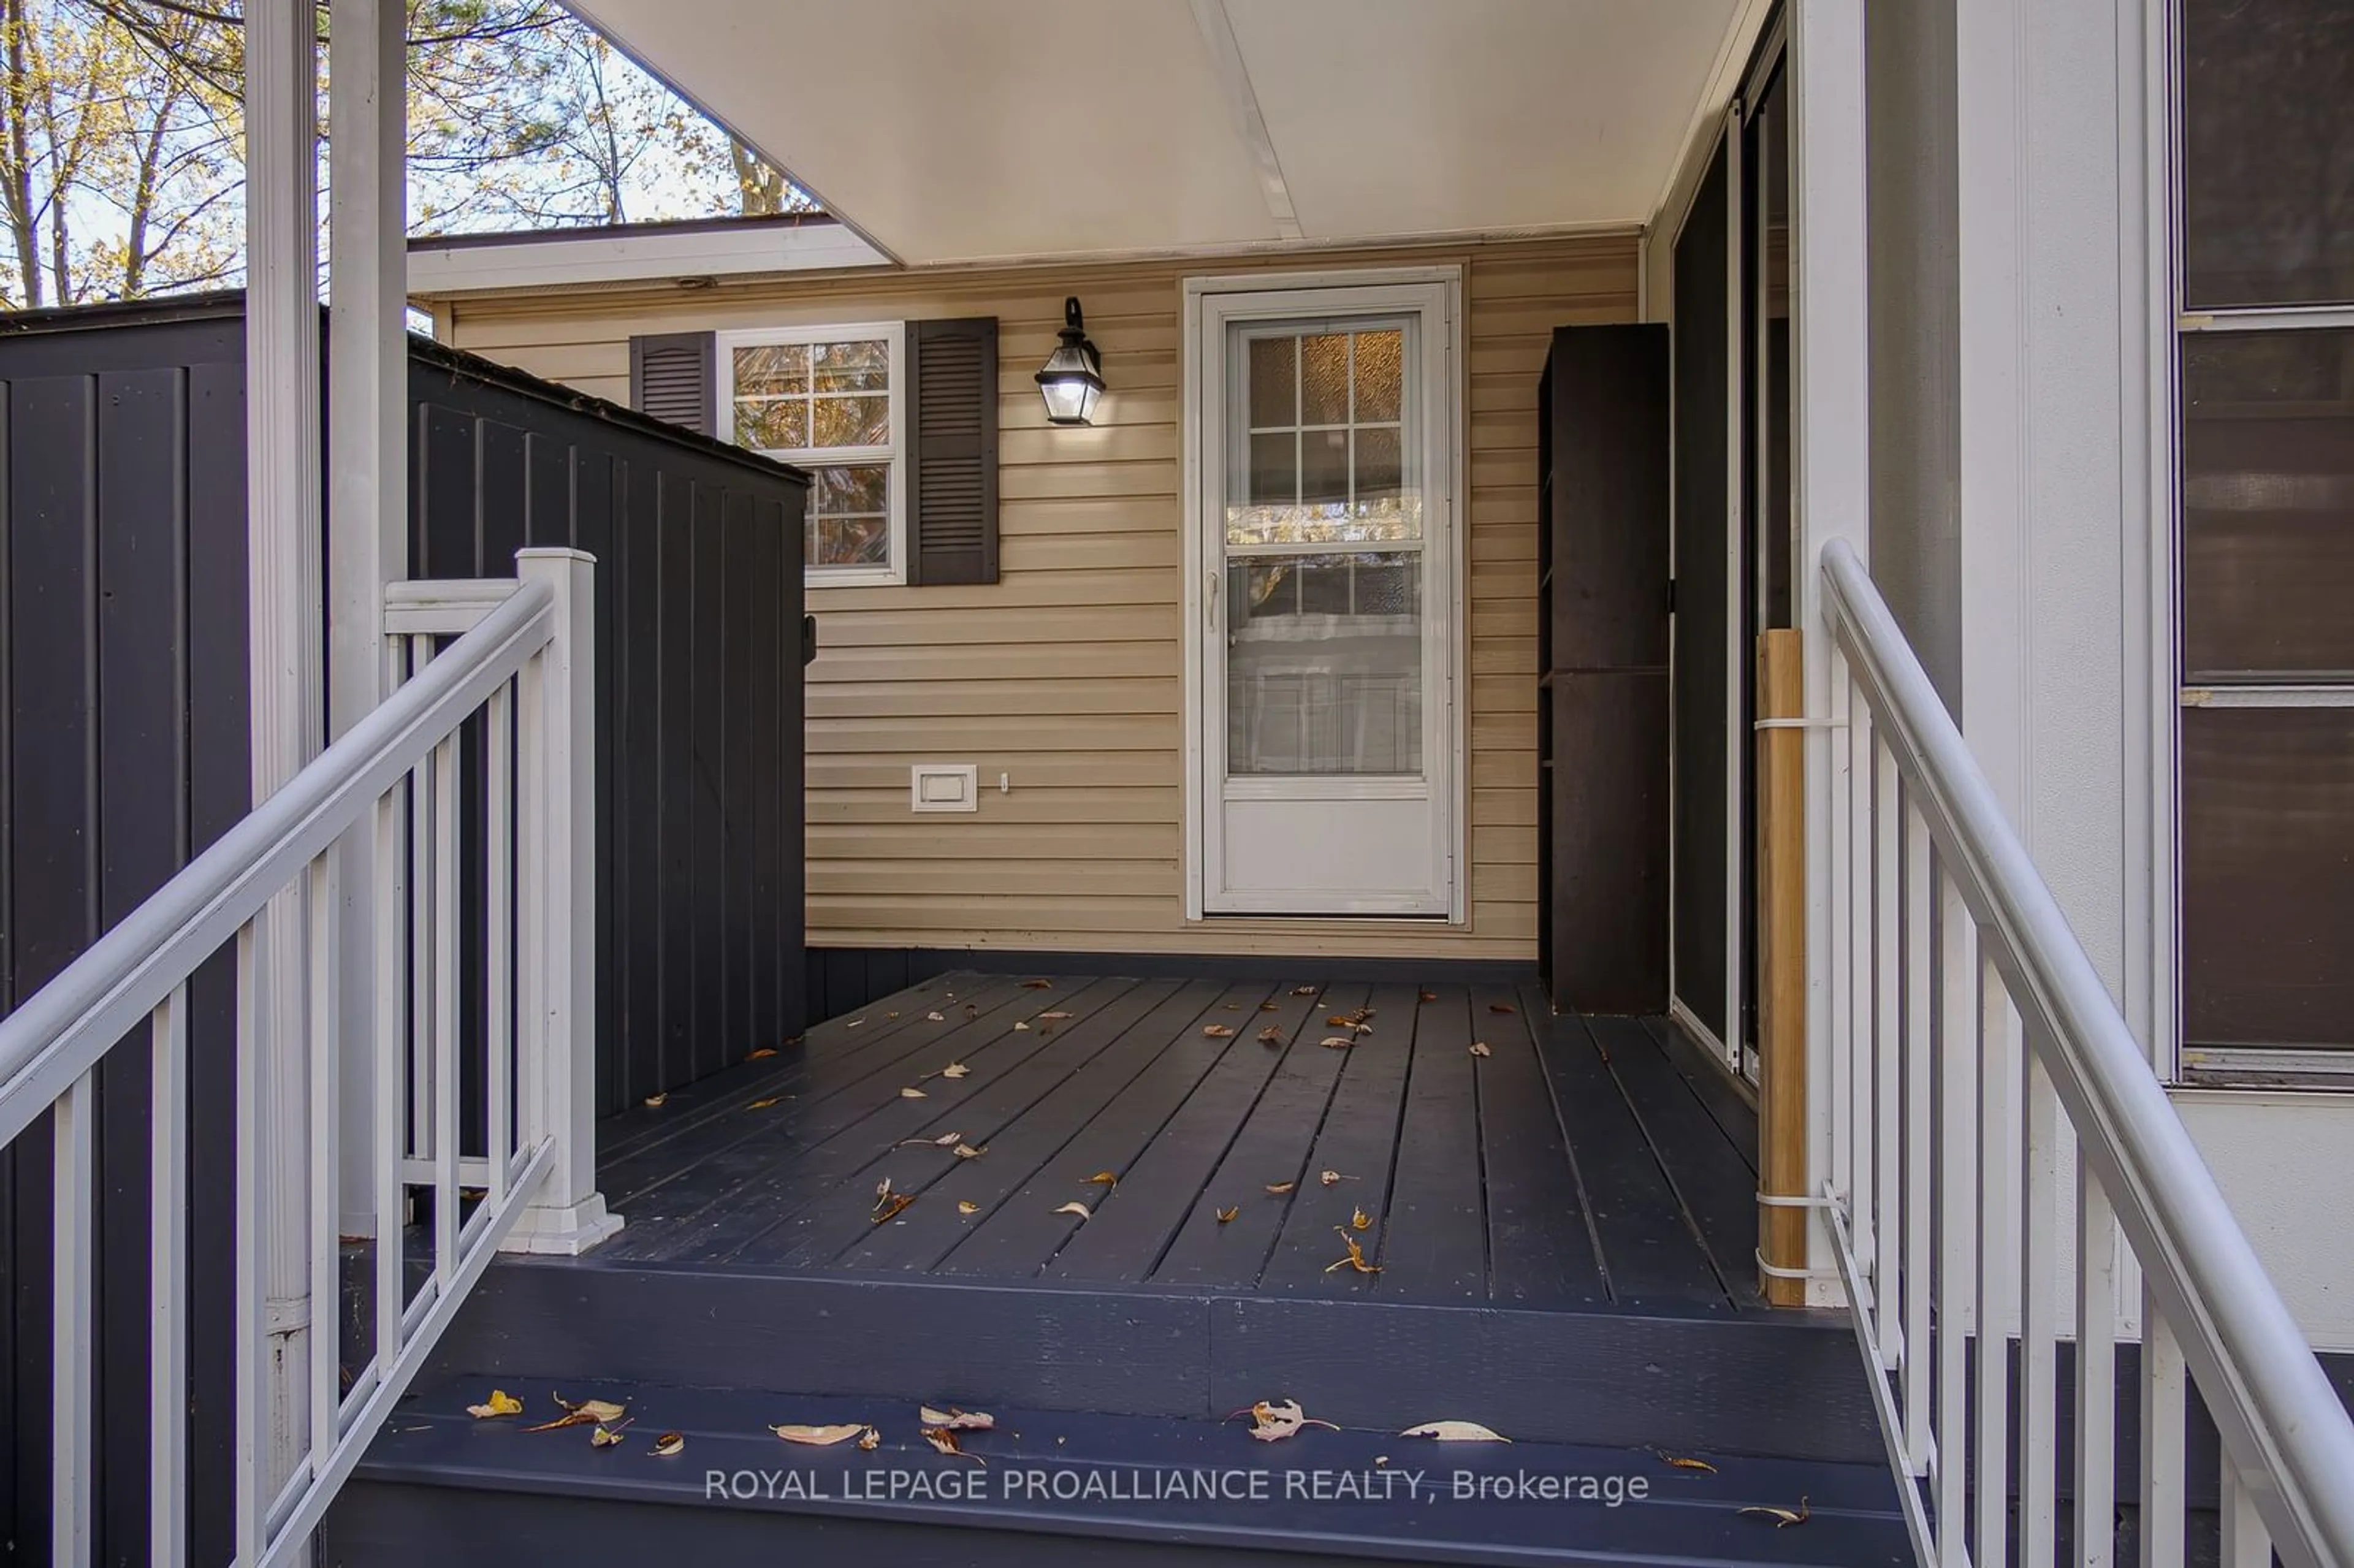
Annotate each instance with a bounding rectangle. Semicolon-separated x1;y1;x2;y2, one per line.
716;321;907;587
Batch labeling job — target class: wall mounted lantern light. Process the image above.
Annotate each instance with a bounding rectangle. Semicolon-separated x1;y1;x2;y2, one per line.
1035;296;1107;426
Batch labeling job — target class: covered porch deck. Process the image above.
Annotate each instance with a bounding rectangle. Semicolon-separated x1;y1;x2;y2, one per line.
587;971;1763;1314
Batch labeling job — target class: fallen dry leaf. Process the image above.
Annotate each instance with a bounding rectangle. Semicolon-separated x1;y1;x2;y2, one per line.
923;1426;985;1463
1739;1499;1810;1528
858;1428;882;1451
1325;1227;1381;1275
590;1418;633;1448
1023;979;1054;989
872;1193;915;1224
747;1047;778;1060
920;1406;996;1431
1054;1201;1092;1220
926;1011;946;1022
1256;1026;1285;1045
1488;1003;1518;1016
875;1176;895;1203
1259;1001;1281;1011
1469;1042;1493;1059
1319;1037;1355;1049
651;1431;685;1456
1352;1208;1373;1231
1203;1023;1235;1038
847;1019;867;1030
964;1004;980;1021
1265;1181;1296;1195
1654;1451;1718;1473
1291;986;1319;996
1216;1206;1240;1224
642;1093;668;1108
1399;1420;1510;1443
941;1063;970;1079
899;1132;964;1147
954;1143;987;1159
466;1388;523;1420
885;1011;901;1020
901;1087;928;1099
1320;1170;1353;1186
958;1200;979;1216
1038;1011;1072;1021
1087;1171;1119;1188
1243;1399;1339;1442
525;1395;627;1432
1419;989;1438;1003
1012;1021;1031;1031
747;1097;781;1109
772;1423;869;1447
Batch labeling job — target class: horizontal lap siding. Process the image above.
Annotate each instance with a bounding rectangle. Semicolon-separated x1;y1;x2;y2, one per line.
446;236;1638;960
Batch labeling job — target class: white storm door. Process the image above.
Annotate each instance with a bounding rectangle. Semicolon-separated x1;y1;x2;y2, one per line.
1190;278;1458;917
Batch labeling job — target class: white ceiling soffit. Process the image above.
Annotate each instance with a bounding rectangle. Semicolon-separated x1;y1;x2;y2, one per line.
571;0;1745;267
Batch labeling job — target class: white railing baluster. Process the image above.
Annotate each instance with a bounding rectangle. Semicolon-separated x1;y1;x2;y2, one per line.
2076;1166;2119;1568
2019;1048;2060;1568
485;679;514;1211
1830;656;1854;1227
1975;953;2017;1568
150;988;188;1568
1872;730;1900;1368
1900;802;1933;1475
52;1068;96;1568
408;739;433;1181
234;914;268;1563
2139;1298;2187;1568
432;732;460;1284
308;854;341;1467
1817;537;2354;1568
2220;1460;2272;1568
372;786;406;1376
1935;868;1976;1568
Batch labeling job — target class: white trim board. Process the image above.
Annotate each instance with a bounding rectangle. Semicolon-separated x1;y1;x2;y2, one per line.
407;221;889;298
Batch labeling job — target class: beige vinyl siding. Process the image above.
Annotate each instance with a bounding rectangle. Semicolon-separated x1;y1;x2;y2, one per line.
441;234;1639;959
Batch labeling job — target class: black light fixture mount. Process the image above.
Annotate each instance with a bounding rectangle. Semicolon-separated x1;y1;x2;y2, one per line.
1035;295;1107;426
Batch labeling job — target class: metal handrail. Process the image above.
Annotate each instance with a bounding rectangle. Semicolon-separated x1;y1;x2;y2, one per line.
0;576;552;1148
1820;537;2354;1565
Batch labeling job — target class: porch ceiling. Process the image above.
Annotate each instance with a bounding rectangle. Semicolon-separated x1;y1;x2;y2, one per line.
568;0;1750;266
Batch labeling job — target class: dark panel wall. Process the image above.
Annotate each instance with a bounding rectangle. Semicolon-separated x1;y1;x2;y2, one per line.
0;297;807;1558
1672;146;1734;1045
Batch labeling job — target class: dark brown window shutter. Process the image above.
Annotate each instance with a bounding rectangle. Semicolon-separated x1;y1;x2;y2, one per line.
630;331;717;436
905;316;999;585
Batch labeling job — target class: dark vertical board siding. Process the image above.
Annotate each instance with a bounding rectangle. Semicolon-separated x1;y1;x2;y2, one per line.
657;473;696;1092
181;356;246;1568
1671;144;1732;1043
690;481;724;1083
94;367;189;1559
720;490;752;1065
5;374;97;1567
0;302;803;1551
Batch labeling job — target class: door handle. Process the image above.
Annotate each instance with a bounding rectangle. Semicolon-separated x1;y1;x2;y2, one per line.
1206;569;1221;633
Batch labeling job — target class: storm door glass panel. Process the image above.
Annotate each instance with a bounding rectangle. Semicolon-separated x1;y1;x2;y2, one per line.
2182;0;2354;310
2182;707;2354;1051
1223;318;1423;775
2182;330;2354;681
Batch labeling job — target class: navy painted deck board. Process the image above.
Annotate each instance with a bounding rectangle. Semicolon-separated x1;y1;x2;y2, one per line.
1474;984;1612;1307
1533;1006;1729;1310
587;972;1754;1313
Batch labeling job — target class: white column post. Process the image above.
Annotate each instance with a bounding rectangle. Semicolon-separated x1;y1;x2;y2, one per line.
243;0;321;1483
505;547;622;1254
328;0;409;1237
1791;0;1872;1307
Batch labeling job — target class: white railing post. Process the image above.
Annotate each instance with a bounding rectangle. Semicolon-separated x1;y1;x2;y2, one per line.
505;548;621;1254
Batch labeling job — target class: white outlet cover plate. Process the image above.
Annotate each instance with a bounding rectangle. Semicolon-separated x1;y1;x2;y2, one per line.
910;763;978;813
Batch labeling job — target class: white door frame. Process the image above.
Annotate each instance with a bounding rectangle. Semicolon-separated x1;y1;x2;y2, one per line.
1179;266;1468;923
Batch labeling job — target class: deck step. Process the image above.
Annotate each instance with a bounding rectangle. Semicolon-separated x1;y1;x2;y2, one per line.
332;1374;1911;1568
424;1256;1883;1463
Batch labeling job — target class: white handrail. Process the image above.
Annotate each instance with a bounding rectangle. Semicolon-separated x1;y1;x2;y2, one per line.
1818;536;2354;1568
4;549;611;1568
